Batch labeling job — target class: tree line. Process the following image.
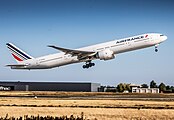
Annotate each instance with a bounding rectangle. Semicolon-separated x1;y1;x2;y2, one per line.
104;80;174;93
141;80;174;93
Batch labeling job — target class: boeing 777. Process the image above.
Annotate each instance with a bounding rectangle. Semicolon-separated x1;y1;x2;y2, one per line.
6;33;167;70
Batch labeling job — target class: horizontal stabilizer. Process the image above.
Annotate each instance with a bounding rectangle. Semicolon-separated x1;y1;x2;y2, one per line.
6;64;28;67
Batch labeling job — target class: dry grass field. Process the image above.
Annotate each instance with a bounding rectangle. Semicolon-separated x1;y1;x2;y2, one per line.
1;106;174;120
0;91;174;120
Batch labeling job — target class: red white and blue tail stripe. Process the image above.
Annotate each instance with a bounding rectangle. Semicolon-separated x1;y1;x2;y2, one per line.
6;43;34;62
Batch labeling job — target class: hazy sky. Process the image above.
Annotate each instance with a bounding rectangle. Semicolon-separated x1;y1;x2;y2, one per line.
0;0;174;86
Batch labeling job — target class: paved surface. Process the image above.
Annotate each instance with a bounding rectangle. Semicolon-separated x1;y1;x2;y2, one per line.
0;93;174;101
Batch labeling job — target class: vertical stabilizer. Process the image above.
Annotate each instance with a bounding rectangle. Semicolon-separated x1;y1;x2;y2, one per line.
6;43;34;63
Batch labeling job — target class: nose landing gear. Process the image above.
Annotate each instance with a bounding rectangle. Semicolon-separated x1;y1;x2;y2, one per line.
82;61;95;69
155;44;159;52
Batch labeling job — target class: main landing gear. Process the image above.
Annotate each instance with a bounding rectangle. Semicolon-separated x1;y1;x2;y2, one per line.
155;44;159;52
83;61;95;69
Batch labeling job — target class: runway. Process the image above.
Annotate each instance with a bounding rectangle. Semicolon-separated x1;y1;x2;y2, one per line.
0;91;174;101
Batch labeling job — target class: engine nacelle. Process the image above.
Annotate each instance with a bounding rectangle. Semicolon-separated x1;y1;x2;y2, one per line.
97;49;115;60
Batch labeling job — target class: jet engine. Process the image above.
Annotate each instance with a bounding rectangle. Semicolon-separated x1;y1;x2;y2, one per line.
97;49;115;60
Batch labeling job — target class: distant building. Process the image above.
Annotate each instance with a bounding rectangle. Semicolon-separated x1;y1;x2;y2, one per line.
0;81;100;92
129;84;159;93
123;90;129;93
129;84;141;89
132;87;159;93
104;86;116;92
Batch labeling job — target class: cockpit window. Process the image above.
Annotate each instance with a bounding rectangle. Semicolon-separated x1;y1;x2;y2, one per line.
160;34;164;36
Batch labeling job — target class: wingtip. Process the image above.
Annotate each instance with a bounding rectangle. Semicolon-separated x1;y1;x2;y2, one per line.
6;43;10;46
47;45;55;48
6;43;14;47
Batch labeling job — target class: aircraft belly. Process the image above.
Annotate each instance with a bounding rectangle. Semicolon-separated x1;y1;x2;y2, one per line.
39;57;79;68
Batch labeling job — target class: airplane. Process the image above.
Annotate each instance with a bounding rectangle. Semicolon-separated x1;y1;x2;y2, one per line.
6;33;167;70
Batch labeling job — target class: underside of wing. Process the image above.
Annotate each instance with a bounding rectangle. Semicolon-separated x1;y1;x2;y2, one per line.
48;45;96;60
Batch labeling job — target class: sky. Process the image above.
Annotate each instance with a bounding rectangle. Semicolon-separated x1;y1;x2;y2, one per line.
0;0;174;86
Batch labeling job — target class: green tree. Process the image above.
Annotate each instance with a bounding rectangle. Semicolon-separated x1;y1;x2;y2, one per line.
141;84;148;88
125;84;131;92
159;83;166;92
117;83;124;92
166;85;170;90
150;80;158;88
171;86;174;92
117;83;131;92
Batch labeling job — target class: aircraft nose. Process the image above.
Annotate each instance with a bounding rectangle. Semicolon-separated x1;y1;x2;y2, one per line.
162;35;167;42
160;35;167;42
164;35;167;40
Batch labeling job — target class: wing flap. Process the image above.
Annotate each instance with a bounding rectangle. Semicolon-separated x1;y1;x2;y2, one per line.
48;45;96;59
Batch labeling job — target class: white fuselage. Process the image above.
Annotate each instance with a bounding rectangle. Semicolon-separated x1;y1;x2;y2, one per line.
12;33;167;69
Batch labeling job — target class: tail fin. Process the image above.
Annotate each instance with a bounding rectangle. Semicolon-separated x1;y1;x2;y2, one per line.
6;43;34;63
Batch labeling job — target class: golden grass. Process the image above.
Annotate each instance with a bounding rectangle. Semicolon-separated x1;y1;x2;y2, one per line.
0;98;174;108
0;107;174;120
0;92;174;119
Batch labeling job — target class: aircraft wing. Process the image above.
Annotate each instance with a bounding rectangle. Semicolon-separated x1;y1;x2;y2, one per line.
48;45;96;60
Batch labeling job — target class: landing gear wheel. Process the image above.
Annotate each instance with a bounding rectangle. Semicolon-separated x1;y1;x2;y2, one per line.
82;61;95;69
86;64;89;68
83;65;86;68
91;63;95;66
155;44;159;52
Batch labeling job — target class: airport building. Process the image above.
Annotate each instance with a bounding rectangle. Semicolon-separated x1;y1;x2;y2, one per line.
0;81;100;92
132;87;159;93
130;84;159;93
